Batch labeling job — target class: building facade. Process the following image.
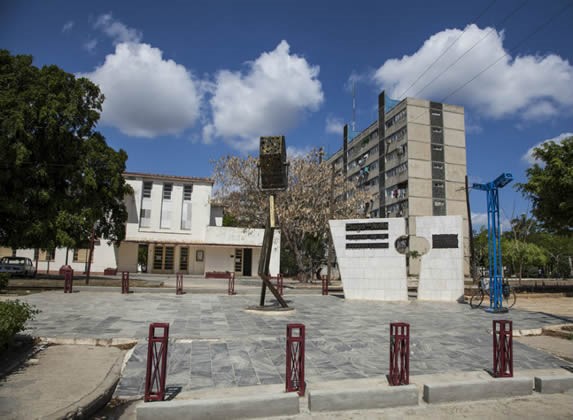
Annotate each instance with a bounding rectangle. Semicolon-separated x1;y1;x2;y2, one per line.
4;172;280;277
326;92;469;278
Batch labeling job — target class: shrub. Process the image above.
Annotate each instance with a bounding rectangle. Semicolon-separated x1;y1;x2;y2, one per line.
0;273;9;290
0;300;39;349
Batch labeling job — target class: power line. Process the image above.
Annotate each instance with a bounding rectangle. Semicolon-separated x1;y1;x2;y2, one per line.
440;1;573;104
397;0;498;100
412;0;529;98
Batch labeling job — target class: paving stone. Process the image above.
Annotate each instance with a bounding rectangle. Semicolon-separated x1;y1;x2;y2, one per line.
13;292;573;398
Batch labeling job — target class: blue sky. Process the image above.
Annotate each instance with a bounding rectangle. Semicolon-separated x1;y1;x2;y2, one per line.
2;0;572;228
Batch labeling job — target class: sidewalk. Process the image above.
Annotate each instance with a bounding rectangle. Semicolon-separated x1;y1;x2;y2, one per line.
0;344;125;420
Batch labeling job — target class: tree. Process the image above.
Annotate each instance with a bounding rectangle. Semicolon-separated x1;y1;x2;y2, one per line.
518;137;573;234
502;238;547;281
0;50;131;250
212;149;370;277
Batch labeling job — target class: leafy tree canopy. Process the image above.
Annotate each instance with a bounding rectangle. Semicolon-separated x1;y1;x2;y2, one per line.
0;50;131;250
518;137;573;234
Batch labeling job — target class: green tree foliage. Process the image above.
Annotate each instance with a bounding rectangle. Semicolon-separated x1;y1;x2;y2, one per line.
0;300;39;349
518;137;573;234
502;238;547;281
0;50;131;250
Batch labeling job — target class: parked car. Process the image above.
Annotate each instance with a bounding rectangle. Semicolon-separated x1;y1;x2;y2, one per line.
0;256;37;277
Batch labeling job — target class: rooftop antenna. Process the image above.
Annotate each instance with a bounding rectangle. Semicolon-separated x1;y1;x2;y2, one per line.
352;81;356;133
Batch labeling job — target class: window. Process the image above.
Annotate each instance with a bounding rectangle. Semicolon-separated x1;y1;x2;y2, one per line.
179;247;189;271
153;245;175;271
234;249;243;272
163;184;173;200
183;185;193;200
39;249;56;261
73;249;90;263
433;199;446;216
142;182;152;198
140;182;153;228
160;184;173;229
181;185;192;230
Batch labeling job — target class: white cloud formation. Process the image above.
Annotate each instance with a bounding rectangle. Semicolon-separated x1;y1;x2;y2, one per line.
325;116;344;135
471;212;511;231
81;43;201;137
287;145;313;159
83;39;98;53
373;24;573;120
204;40;324;152
94;13;142;44
522;132;573;164
62;21;74;32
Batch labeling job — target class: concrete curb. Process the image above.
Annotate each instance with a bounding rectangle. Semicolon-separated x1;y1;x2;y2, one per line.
423;377;532;404
136;391;299;420
308;383;418;412
40;336;137;347
534;375;573;394
45;348;124;420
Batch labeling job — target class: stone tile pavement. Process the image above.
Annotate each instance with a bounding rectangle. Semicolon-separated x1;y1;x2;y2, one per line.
16;291;573;398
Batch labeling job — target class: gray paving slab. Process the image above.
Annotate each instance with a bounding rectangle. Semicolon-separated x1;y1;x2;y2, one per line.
13;292;573;399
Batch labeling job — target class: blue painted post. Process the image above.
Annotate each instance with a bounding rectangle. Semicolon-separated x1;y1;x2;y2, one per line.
473;173;512;313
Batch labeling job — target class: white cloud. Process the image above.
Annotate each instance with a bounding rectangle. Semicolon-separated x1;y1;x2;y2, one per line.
94;13;142;44
471;212;511;231
287;145;313;159
81;43;201;137
83;39;98;53
471;212;488;229
522;132;573;164
373;24;573;120
205;40;324;152
62;21;74;32
325;116;344;135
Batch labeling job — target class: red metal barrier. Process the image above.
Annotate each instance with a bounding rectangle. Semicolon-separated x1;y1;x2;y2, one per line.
121;271;130;294
144;323;169;402
63;268;74;293
227;272;236;295
493;320;513;378
321;275;328;295
176;273;185;295
389;322;410;386
286;324;305;396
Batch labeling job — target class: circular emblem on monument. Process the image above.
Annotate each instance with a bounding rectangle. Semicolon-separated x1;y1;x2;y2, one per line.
395;235;409;254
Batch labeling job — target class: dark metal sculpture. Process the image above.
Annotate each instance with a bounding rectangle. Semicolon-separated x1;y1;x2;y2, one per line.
257;136;289;308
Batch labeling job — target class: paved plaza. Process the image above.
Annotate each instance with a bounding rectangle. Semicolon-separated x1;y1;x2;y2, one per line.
18;291;573;399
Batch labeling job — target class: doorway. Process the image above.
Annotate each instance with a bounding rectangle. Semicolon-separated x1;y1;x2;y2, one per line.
242;248;252;276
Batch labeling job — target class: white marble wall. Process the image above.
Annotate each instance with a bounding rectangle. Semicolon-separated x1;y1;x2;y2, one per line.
416;215;464;302
329;218;408;301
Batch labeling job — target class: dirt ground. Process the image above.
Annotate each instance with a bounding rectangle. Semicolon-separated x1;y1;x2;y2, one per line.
513;295;573;318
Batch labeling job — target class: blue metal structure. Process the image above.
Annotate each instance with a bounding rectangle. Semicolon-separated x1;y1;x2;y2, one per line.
472;173;513;313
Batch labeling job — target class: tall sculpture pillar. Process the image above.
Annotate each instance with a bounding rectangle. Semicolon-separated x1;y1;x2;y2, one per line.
258;136;289;308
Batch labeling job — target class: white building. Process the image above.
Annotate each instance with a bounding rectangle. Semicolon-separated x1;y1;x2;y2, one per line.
3;172;280;277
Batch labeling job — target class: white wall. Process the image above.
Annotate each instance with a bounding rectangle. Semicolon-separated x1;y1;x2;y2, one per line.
330;218;408;301
416;215;464;302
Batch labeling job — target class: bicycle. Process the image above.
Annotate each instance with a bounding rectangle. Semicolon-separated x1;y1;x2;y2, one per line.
469;276;516;309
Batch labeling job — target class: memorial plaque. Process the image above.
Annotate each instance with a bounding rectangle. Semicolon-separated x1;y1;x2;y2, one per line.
432;234;458;249
346;222;388;231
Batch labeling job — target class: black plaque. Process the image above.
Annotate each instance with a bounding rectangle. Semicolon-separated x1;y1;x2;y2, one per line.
346;242;389;249
432;234;458;249
346;233;389;240
346;222;388;231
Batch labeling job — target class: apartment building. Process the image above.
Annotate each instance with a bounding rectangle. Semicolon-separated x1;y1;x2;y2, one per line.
6;172;280;277
326;91;469;277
